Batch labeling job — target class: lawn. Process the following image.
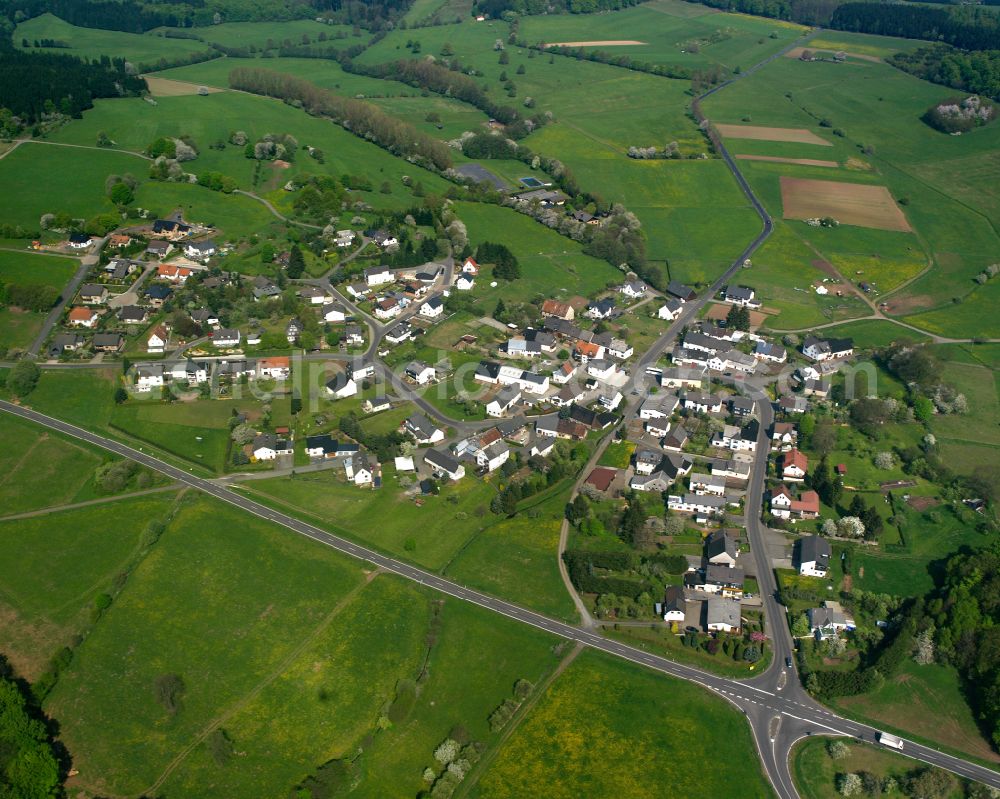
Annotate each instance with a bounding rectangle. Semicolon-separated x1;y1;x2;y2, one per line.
0;492;179;680
598;440;634;468
472;649;774;799
0;143;146;230
15;13;210;67
930;360;1000;451
832;659;999;765
792;737;960;799
45;495;370;796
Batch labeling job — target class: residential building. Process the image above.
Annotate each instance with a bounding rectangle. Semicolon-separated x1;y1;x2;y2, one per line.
706;598;741;633
455;274;475;291
67;233;93;250
321;303;347;323
703;564;745;599
486;385;521;417
552;361;577;385
145;284;172;307
326;372;358;399
723;285;761;309
660;366;705;389
630;471;672;493
706;529;739;567
657;299;683;321
258;356;290;380
92;332;124;353
619;280;647;299
375;297;401;320
639;394;679;420
660;585;687;623
79;284;108;304
634;449;662;476
797;535;831;577
586;297;616;320
146;324;168;353
503;337;542;359
689;472;726;497
425;449;466;481
419;295;444;319
461;257;479;275
683;391;723;414
404;413;444;444
119;305;147;325
667;493;725;517
808;601;856;638
541;299;574;320
67;306;99;328
708;349;757;374
384;323;413;345
48;333;84;357
363;396;392;414
405;361;436;385
802;335;854;362
157;263;194;283
212;328;241;348
754;340;787;363
252;434;293;461
730;396;754;417
365;266;395;286
145;240;172;259
666;281;696;301
286;318;302;343
136;364;164;391
781;448;808;481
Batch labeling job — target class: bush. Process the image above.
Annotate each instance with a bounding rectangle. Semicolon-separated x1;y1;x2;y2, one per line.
154;673;185;715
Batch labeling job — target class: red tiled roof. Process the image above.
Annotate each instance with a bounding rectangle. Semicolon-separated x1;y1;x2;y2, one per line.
586;467;617;492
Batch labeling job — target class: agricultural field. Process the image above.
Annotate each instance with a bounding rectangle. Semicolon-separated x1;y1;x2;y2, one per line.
521;0;805;72
14;13;210;66
0;250;78;351
472;649;774;799
158;19;357;51
702;52;1000;337
779;177;912;233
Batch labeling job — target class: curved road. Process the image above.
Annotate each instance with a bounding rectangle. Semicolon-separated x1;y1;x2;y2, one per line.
2;398;997;795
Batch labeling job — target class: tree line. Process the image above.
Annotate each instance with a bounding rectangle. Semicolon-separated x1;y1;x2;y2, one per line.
889;46;1000;102
228;66;453;171
0;50;145;122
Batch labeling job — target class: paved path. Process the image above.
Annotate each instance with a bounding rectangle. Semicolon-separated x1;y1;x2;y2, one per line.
3;399;997;797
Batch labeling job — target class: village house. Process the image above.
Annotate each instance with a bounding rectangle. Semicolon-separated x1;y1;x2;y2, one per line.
706;597;741;633
212;328;241;348
79;284;108;304
345;453;378;487
119;305;147;325
552;361;577;385
335;230;356;248
108;233;132;248
776;394;809;414
456;428;510;473
351;362;375;381
184;239;216;261
630;470;672;493
384;323;414;345
781;448;808;481
711;420;759;452
145;240;173;259
706;529;739;567
667;493;725;518
541;299;574;321
808;601;856;639
660;585;687;623
375;297;402;320
321;303;347;323
190;308;220;328
404;413;445;445
730;396;754;418
455;273;475;291
619;280;647;299
168;359;209;385
345;325;365;346
797;535;831;577
425;448;466;481
67;306;99;328
285;319;302;344
672;347;710;369
754;340;787;363
92;332;124;353
105;258;141;281
363;396;392;414
701;564;745;599
503;337;542;359
586;297;616;320
258;356;290;380
666;281;696;302
586;359;618;381
461;257;479;276
634;449;662;476
326;372;358;399
486;385;522;417
347;282;371;300
48;333;84;357
710;458;751;481
152;219;191;240
252;278;280;301
145;284;172;308
365;266;395;287
299;287;331;305
708;349;757;375
304;435;358;460
405;361;436;385
662;425;689;452
607;337;633;360
157;263;194;283
252;433;293;461
67;233;94;250
770;422;798;451
639;394;679;420
723;285;761;309
136;364;164;391
657;299;683;321
660;366;706;389
682;391;723;415
575;340;605;362
419;295;444;319
802;335;854;362
146;325;168;354
689;472;727;497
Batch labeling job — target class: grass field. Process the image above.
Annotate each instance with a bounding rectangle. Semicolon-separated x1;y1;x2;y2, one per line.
472;649;774;799
159;19;357;50
0;492;179;680
792;737;960;799
0;415;103;515
46;495;370;796
15;13;210;67
0;250;78;350
454;202;620;304
816;319;931;349
832;660;998;764
521;0;805;72
51;90;452;212
702;52;1000;337
0;143;145;230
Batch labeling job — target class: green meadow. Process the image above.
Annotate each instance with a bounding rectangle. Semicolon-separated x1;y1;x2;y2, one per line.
159;19;358;51
521;0;805;72
15;13;210;66
473;649;773;799
0;492;179;680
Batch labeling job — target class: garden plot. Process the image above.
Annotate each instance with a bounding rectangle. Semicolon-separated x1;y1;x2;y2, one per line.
780;177;913;232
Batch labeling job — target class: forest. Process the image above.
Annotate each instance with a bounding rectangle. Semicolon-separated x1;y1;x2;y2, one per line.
890;46;1000;102
0;50;146;122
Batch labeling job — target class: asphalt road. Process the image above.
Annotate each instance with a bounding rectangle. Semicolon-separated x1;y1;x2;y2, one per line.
3;399;997;794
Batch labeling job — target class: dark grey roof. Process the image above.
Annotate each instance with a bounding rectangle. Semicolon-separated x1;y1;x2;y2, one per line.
425;448;462;473
706;529;738;561
666;281;695;300
662;585;685;614
799;535;831;567
119;305;146;322
705;564;744;585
